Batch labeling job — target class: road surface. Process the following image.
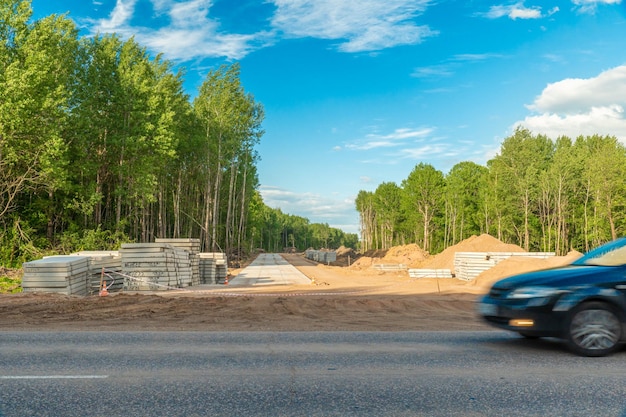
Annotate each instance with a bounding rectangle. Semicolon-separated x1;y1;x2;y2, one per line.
228;253;312;286
1;331;625;416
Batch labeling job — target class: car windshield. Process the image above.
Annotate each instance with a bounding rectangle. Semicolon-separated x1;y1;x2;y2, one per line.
572;238;626;267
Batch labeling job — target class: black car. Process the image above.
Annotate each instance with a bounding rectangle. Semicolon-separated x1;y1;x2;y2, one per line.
478;237;626;357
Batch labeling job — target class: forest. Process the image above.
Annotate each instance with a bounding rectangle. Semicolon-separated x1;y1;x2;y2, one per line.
0;0;356;267
3;1;624;271
357;128;626;256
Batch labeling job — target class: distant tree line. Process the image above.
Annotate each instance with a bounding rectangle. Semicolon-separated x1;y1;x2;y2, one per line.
0;0;356;266
357;128;626;255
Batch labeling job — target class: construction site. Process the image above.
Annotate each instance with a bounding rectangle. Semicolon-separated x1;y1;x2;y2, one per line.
0;234;582;332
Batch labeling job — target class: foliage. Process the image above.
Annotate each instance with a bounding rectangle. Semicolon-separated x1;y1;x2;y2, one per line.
0;2;356;265
357;128;626;255
0;274;21;293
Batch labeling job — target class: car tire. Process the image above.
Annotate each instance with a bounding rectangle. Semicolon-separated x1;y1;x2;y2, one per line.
566;302;622;357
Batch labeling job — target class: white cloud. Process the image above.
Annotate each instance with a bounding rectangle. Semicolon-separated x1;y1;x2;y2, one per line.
518;106;625;139
346;127;434;150
516;65;626;142
259;185;358;233
527;66;626;113
572;0;622;14
88;0;271;60
399;143;451;160
96;0;137;30
86;0;440;61
269;0;437;52
413;53;503;79
481;2;552;20
412;65;454;78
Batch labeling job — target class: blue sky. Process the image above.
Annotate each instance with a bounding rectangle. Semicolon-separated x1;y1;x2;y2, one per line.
31;0;626;235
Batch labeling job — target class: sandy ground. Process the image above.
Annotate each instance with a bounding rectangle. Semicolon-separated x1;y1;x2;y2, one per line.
0;234;581;332
0;255;493;332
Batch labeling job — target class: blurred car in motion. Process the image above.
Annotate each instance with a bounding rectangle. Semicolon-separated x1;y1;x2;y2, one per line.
478;237;626;357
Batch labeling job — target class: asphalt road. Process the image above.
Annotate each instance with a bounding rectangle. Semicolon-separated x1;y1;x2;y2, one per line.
1;331;625;417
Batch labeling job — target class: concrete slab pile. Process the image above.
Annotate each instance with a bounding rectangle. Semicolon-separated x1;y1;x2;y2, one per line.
72;251;123;295
22;256;90;295
199;252;227;284
408;268;453;278
120;243;192;291
305;250;337;263
453;251;555;281
21;241;229;294
155;238;201;286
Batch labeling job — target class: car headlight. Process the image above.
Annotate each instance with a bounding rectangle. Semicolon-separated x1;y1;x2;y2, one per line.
507;286;562;299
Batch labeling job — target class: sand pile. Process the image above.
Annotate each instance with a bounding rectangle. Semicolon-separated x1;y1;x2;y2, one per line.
421;234;525;271
347;244;428;269
330;246;359;267
350;234;526;271
380;244;429;267
337;235;580;290
336;246;355;257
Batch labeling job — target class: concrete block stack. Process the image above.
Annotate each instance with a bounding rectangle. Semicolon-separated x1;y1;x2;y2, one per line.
305;250;336;263
120;243;191;291
155;238;201;286
453;251;555;281
198;253;217;284
22;256;90;295
199;252;228;284
72;251;123;295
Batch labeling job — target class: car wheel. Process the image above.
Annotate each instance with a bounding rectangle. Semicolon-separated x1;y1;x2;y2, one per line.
566;302;622;357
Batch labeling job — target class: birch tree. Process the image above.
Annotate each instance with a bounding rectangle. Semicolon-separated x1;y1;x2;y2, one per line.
401;163;445;252
0;3;79;240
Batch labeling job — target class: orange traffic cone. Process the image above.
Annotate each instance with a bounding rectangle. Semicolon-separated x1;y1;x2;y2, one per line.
224;275;229;285
99;281;109;297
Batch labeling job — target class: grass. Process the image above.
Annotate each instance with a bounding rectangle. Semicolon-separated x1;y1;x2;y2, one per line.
0;269;22;293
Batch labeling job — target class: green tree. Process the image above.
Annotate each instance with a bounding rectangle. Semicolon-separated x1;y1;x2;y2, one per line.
355;190;375;251
401;163;445;252
193;63;264;252
373;182;401;249
577;135;626;247
444;162;488;246
0;4;79;242
487;128;553;250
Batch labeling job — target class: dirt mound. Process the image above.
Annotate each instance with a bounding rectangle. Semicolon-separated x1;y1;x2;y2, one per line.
361;249;388;258
335;246;354;256
330;246;359;267
421;234;525;271
381;244;429;267
348;244;428;269
348;234;525;271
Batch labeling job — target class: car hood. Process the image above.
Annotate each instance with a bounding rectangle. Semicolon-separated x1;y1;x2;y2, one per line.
492;264;626;289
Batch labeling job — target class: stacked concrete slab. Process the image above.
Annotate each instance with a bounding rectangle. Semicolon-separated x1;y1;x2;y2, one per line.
72;251;123;295
453;251;555;281
305;250;337;263
199;252;228;284
120;243;192;291
22;256;90;295
372;263;407;271
155;238;200;286
408;268;453;278
198;253;217;284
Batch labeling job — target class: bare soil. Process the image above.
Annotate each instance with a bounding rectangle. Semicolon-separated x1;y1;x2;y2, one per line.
0;234;581;332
